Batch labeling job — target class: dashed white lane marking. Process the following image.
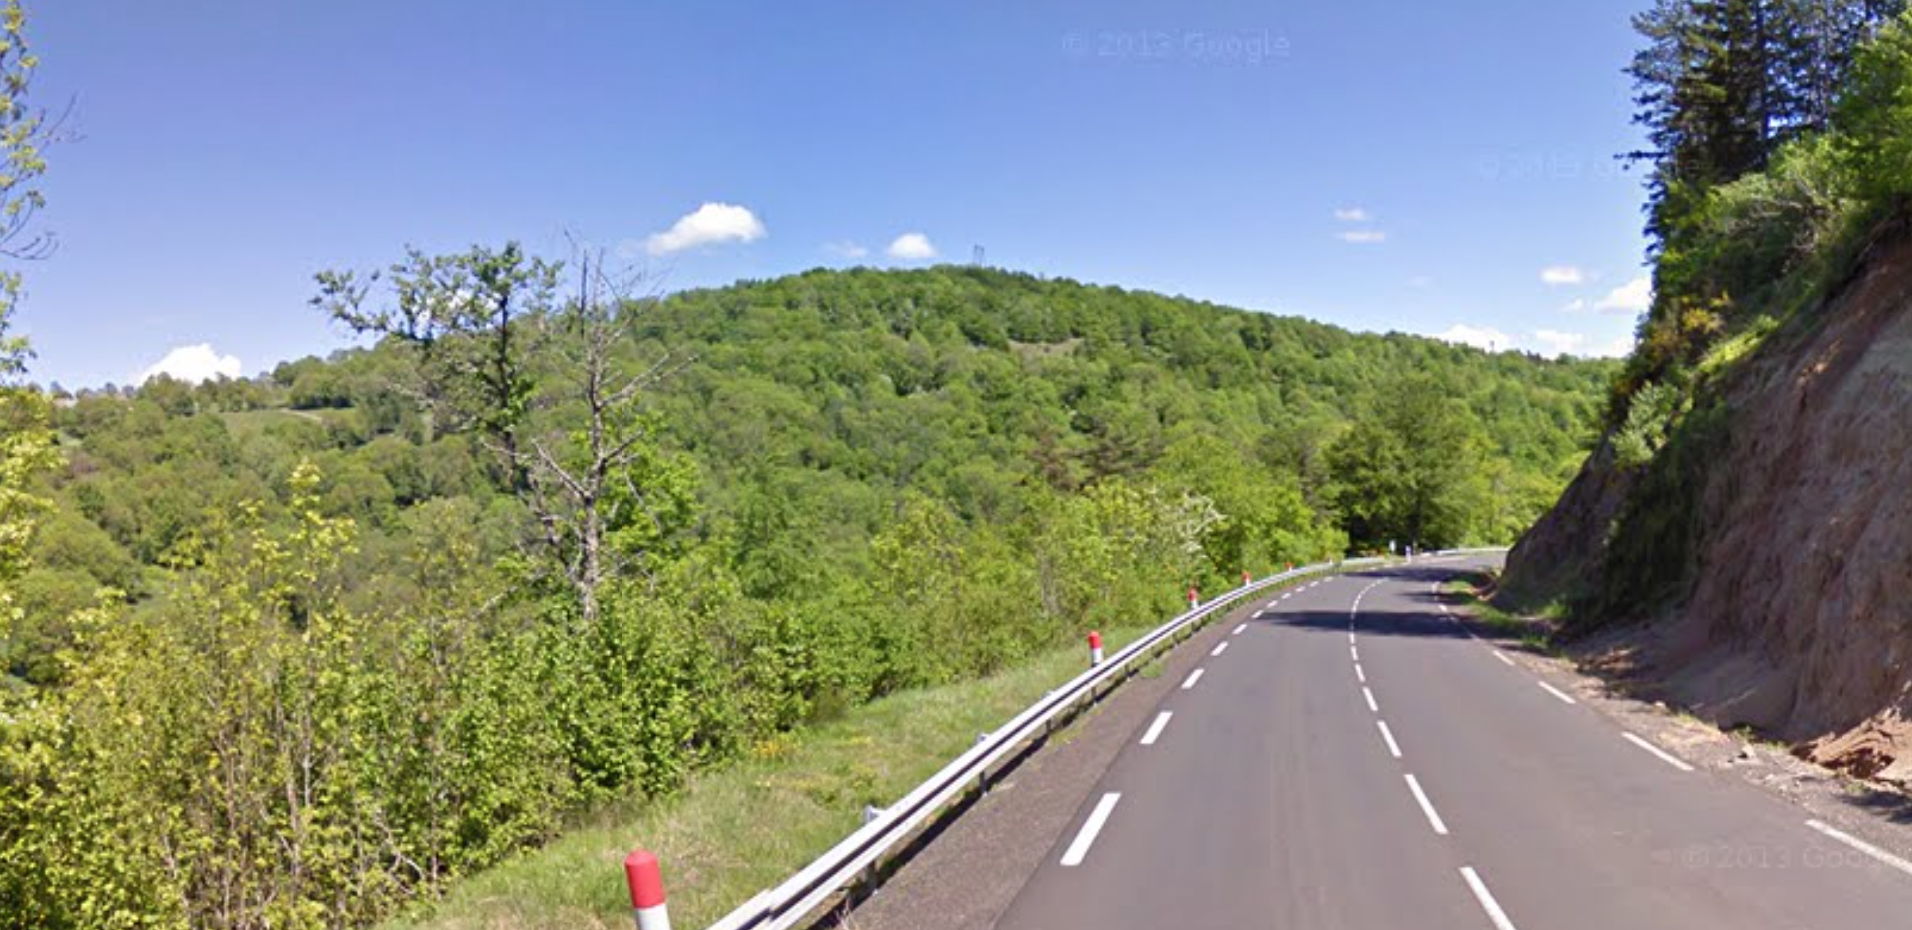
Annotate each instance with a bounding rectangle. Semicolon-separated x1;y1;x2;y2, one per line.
1281;592;1291;600
1377;720;1402;758
1805;820;1912;878
1348;631;1357;644
1060;793;1122;866
1355;664;1367;684
1139;712;1173;746
1460;867;1520;930
1438;604;1450;615
1537;681;1578;705
1211;641;1229;657
1350;645;1360;661
1233;623;1248;635
1362;686;1380;714
1492;650;1515;666
1180;669;1205;690
1404;774;1450;835
1622;732;1695;772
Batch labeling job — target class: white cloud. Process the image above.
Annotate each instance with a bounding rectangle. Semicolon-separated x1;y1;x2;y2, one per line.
1408;275;1435;289
1336;230;1387;244
1334;207;1372;223
887;232;938;261
1596;275;1653;314
1560;298;1590;313
1595;334;1637;358
139;344;242;385
643;202;767;255
1540;265;1586;286
1532;329;1588;356
1433;324;1512;352
824;240;869;260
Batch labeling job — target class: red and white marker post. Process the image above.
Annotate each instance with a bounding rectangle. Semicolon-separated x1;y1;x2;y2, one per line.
1088;630;1104;666
624;850;671;930
1188;586;1200;609
1242;569;1251;586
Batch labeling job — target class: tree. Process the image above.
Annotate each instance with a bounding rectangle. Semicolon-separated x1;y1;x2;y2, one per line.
515;253;693;623
1625;0;1904;246
1328;376;1490;551
0;0;55;646
314;243;560;482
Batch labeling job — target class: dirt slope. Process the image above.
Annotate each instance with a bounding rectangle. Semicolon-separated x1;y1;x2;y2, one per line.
1507;221;1912;783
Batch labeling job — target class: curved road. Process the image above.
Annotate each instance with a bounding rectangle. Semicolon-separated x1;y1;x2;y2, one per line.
993;556;1912;929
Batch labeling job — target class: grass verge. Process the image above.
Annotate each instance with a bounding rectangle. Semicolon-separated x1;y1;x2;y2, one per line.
1443;574;1560;656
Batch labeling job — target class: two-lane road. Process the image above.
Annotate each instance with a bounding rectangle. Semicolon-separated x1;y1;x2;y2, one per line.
995;558;1912;929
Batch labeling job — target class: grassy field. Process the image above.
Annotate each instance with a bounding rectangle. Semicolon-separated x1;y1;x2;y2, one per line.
381;624;1160;930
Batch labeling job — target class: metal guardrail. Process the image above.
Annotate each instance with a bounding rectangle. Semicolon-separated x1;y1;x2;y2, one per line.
704;555;1394;930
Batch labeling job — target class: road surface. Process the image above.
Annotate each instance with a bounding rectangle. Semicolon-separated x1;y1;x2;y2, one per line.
993;556;1912;929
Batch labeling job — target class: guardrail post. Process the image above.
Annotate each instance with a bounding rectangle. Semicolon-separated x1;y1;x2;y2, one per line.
1088;630;1104;666
623;850;671;930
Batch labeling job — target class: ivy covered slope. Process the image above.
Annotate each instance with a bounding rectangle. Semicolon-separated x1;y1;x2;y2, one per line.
2;264;1613;929
1503;6;1912;782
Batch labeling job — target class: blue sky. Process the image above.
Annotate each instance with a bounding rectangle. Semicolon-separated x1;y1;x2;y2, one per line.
21;0;1653;388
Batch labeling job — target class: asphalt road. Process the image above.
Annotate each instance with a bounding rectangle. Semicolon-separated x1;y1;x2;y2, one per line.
992;556;1912;929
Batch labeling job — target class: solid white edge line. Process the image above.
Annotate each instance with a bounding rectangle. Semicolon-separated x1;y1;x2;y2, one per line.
1060;793;1122;866
1460;866;1519;930
1377;720;1402;758
1180;668;1205;690
1492;650;1515;666
1234;623;1247;635
1355;664;1367;684
1211;641;1229;657
1404;774;1450;835
1139;711;1173;746
1537;681;1578;705
1805;820;1912;878
1363;686;1379;713
1621;732;1695;772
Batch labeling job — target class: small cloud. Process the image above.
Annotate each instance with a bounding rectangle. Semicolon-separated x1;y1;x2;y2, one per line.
1595;334;1636;358
824;240;869;260
1433;324;1512;352
1532;329;1587;356
1334;207;1372;223
887;232;938;261
1540;265;1586;286
644;202;767;256
1560;298;1590;313
1408;275;1435;289
1337;230;1387;244
1596;275;1653;314
139;344;242;385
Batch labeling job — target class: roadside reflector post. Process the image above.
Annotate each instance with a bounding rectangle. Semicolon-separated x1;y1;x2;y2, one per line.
1286;562;1294;572
1242;569;1251;586
1088;630;1104;666
1188;586;1199;609
624;850;671;930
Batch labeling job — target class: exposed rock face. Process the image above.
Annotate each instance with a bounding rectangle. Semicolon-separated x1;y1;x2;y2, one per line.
1506;223;1912;783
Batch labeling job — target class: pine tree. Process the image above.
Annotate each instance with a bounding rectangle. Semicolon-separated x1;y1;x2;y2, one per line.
1625;0;1904;247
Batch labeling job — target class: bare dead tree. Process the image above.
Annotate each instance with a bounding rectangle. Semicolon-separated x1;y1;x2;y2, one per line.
509;246;690;624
